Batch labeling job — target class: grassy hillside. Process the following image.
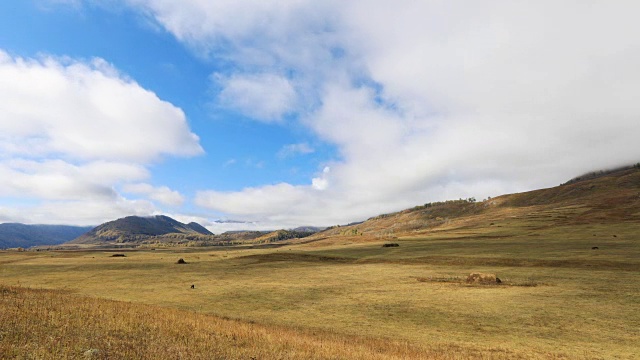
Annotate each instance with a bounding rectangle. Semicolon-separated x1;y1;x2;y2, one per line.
70;215;213;244
308;166;640;243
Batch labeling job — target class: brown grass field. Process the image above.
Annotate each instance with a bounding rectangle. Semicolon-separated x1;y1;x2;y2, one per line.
1;169;639;359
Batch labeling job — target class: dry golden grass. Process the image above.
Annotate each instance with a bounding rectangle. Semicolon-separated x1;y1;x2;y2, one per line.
0;284;540;360
1;243;638;359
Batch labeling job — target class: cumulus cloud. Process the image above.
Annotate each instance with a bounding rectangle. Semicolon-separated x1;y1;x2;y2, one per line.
311;167;330;191
0;52;203;162
0;51;204;225
215;73;297;122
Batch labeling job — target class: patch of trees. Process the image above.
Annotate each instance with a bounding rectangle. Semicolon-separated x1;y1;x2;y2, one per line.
562;164;639;185
419;198;476;210
269;230;315;242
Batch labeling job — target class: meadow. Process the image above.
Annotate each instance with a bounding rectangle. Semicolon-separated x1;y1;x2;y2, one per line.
1;216;639;359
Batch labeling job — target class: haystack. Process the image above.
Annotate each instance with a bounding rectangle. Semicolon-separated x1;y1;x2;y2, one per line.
466;273;500;284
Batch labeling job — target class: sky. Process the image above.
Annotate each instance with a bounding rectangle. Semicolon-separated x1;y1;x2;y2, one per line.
1;1;639;233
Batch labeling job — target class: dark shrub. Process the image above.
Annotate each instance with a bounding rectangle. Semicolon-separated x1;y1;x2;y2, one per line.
382;243;399;248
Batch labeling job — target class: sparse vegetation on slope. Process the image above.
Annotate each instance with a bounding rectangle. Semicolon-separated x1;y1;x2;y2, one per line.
309;166;640;243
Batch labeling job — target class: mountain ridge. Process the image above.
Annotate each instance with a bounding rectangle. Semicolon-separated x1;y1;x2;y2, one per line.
0;224;93;249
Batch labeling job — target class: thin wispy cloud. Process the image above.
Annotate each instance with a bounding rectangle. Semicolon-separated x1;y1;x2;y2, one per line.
277;143;314;159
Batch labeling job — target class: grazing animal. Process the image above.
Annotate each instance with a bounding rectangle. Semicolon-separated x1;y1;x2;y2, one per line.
592;246;599;250
190;284;195;289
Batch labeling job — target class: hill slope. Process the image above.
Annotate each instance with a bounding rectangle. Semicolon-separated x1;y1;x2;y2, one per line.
0;224;93;249
70;215;212;244
307;166;640;243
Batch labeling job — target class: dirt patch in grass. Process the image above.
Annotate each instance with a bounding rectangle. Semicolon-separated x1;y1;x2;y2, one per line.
401;256;640;271
414;276;547;287
238;252;355;264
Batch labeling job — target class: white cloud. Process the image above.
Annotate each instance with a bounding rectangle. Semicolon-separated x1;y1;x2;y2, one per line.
0;197;157;226
124;0;333;60
123;183;185;206
0;51;203;162
311;166;330;191
0;159;147;201
204;221;276;235
196;183;308;218
277;143;314;158
223;159;237;167
0;51;204;225
215;73;297;122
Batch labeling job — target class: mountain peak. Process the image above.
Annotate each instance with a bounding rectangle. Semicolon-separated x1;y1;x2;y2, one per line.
69;215;212;244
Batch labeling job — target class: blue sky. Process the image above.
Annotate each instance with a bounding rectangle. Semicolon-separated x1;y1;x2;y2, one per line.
1;1;639;232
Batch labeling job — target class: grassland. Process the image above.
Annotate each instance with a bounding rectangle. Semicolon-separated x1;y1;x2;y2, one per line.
1;229;638;358
1;169;639;359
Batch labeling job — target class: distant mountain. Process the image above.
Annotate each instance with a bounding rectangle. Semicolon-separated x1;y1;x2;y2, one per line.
69;215;213;244
0;224;93;249
185;222;211;235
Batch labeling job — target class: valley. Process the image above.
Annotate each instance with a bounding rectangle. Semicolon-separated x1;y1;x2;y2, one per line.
1;168;639;359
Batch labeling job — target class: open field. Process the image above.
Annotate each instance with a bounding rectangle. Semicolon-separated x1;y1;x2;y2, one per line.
1;219;639;359
2;170;639;359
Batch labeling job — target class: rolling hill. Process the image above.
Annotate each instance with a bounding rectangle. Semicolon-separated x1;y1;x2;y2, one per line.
305;165;640;243
69;215;213;245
